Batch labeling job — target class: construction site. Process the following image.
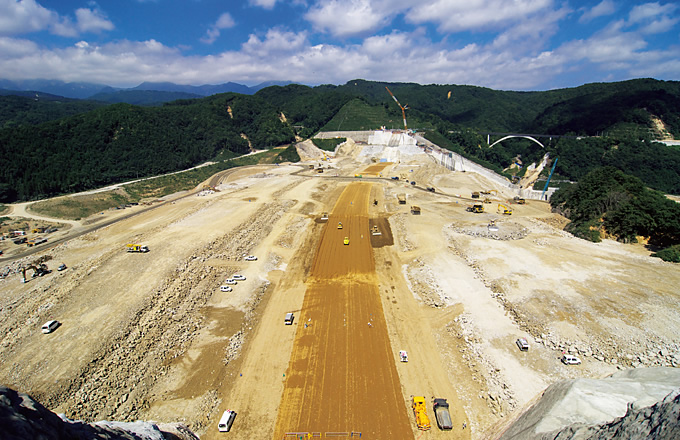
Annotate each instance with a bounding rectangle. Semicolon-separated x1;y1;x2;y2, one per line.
1;131;679;439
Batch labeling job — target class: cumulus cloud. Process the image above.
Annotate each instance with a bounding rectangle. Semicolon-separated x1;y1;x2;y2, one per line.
0;0;56;35
75;8;114;33
249;0;278;9
0;1;113;37
201;12;236;44
0;1;678;91
407;0;553;33
305;0;393;37
579;0;616;23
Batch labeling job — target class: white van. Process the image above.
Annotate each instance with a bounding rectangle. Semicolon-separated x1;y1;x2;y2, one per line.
284;312;294;325
223;279;237;285
220;286;233;292
218;410;236;432
41;320;59;334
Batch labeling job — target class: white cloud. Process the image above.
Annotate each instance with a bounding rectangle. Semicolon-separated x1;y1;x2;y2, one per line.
626;2;679;34
201;12;236;44
628;2;677;24
305;0;393;37
407;0;553;33
249;0;278;9
579;0;616;23
0;0;55;35
75;8;114;33
0;1;113;37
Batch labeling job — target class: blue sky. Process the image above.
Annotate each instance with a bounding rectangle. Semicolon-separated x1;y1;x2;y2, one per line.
0;0;678;90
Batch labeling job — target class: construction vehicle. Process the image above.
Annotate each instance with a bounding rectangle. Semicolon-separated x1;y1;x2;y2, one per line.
320;212;329;221
26;237;47;247
498;204;513;215
411;205;421;215
385;86;409;130
371;225;382;236
126;244;149;253
20;255;53;283
397;193;406;204
354;174;363;178
471;191;480;199
412;396;431;431
483;197;492;204
480;189;497;195
513;196;526;204
466;204;484;213
488;220;499;232
337;222;343;229
433;398;453;430
343;237;350;245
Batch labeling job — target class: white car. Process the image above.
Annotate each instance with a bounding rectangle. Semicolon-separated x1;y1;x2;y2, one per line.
561;354;582;365
223;279;237;285
41;320;59;334
244;255;257;261
220;286;233;292
232;274;246;281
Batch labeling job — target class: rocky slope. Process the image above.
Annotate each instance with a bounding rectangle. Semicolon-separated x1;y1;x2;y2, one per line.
0;386;198;440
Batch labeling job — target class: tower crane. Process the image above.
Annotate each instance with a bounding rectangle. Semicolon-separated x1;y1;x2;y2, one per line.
385;86;408;130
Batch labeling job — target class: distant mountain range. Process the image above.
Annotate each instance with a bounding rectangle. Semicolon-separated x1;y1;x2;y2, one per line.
0;79;294;101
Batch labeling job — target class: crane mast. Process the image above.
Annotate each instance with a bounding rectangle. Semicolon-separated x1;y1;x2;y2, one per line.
385;86;408;130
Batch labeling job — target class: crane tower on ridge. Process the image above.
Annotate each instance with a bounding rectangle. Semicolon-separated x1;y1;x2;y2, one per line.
385;86;409;130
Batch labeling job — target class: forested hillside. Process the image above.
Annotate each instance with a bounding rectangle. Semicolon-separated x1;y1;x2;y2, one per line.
0;94;294;202
0;94;106;128
1;78;679;202
550;167;680;257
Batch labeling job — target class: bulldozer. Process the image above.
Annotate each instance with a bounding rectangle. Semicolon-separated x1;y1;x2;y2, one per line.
498;203;513;215
466;203;484;213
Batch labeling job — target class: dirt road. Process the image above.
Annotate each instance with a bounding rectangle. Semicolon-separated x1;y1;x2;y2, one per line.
273;182;412;438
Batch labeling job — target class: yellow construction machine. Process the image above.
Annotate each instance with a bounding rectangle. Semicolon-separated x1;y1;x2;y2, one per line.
466;203;484;213
513;196;526;205
126;243;149;253
498;204;513;215
412;396;431;431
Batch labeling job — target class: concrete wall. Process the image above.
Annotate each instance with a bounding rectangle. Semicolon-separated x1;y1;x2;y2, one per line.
316;130;560;201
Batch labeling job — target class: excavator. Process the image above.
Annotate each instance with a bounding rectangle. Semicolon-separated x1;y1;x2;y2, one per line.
498;204;513;215
480;189;498;195
21;255;52;283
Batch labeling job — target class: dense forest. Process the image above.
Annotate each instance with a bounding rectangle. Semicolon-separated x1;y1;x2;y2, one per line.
0;94;294;202
1;78;679;203
550;167;680;259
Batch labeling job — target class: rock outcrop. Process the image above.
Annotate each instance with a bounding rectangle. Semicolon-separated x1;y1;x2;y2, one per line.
0;386;198;440
498;367;680;440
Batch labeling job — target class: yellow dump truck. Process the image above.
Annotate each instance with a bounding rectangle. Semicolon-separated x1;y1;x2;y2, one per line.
126;243;149;253
397;193;406;204
466;204;484;213
412;396;431;431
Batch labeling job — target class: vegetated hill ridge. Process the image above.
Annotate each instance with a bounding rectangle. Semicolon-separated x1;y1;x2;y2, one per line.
1;78;679;203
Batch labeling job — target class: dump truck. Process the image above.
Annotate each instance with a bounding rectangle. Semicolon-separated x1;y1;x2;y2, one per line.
412;396;431;431
471;191;480;199
466;204;484;213
397;193;406;204
411;205;421;215
371;225;382;236
320;212;329;221
126;244;149;253
433;398;453;430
